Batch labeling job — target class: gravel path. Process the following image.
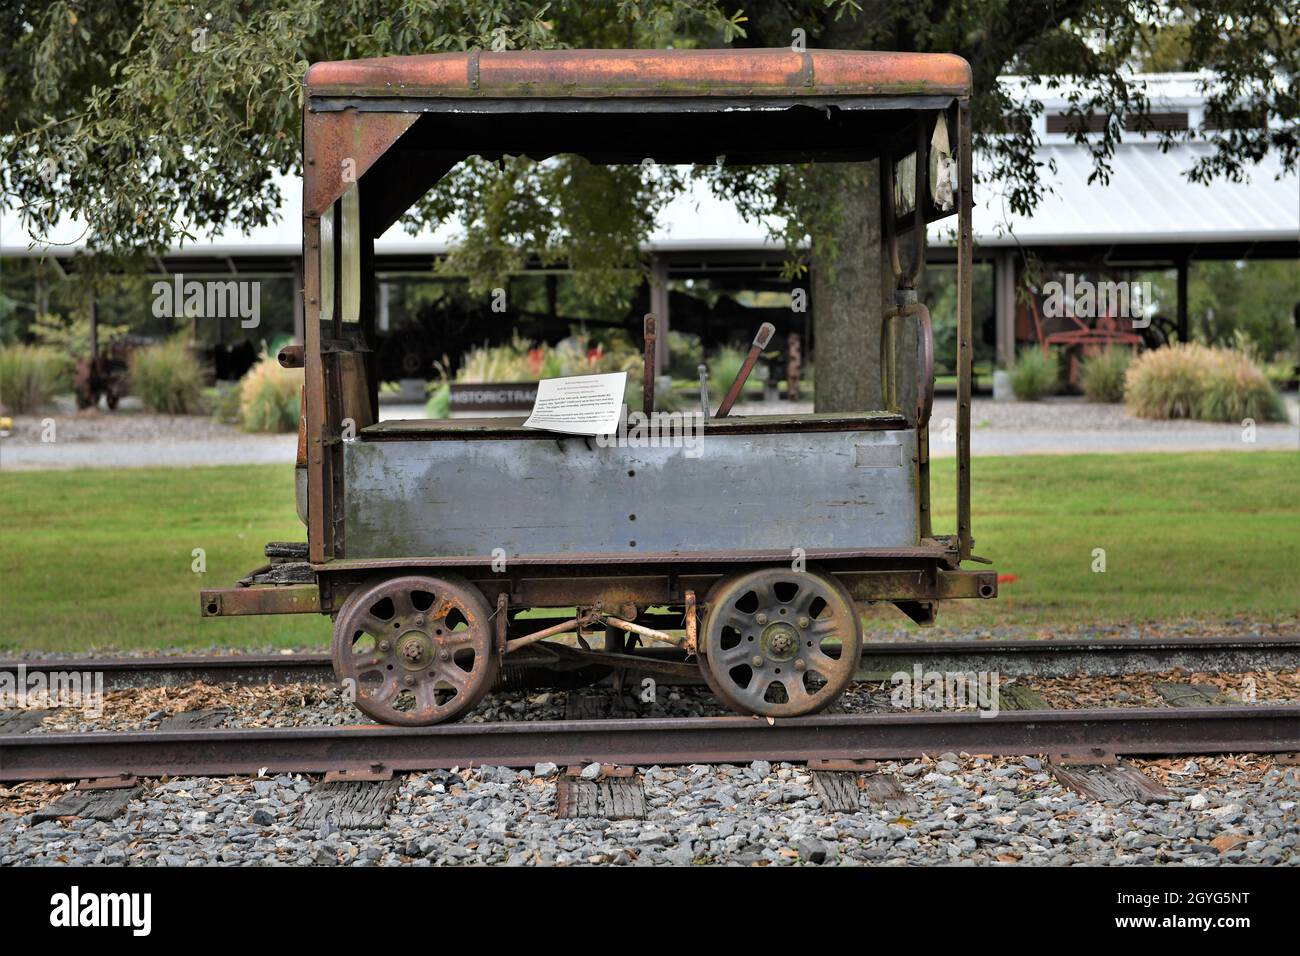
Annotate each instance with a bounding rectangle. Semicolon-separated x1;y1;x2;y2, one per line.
3;395;1294;470
1;753;1294;866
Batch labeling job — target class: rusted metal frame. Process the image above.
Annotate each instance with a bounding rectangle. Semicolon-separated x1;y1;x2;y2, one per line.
683;590;698;655
504;613;601;655
304;48;971;99
5;706;1296;782
602;615;682;648
495;593;509;660
955;101;974;560
468;566;991;608
881;119;929;292
200;585;321;617
841;568;995;602
301;212;330;564
316;544;956;573
308;95;963;115
361;410;908;440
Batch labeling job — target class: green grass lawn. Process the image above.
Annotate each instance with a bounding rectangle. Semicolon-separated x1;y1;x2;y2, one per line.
1;452;1296;652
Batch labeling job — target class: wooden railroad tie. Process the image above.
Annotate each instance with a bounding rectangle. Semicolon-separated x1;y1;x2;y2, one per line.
299;777;401;830
556;765;645;820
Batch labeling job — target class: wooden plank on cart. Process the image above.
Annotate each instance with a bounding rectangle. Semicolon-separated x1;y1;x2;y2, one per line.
811;771;862;812
32;787;140;823
1050;761;1176;803
299;779;401;830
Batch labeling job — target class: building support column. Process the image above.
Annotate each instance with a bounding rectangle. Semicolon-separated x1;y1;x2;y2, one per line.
649;255;670;375
1176;255;1190;343
994;250;1016;367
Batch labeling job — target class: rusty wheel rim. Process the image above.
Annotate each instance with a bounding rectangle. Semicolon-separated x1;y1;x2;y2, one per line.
332;574;497;726
700;567;861;718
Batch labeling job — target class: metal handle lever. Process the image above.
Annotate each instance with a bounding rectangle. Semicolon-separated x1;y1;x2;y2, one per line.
714;322;775;418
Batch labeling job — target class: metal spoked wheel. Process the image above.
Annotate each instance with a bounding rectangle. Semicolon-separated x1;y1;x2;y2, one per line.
699;567;862;718
331;574;498;726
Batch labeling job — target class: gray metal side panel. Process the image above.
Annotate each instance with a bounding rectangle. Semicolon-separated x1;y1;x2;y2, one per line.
342;429;918;558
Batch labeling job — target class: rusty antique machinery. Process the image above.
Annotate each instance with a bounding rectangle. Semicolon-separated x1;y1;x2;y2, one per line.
200;48;994;726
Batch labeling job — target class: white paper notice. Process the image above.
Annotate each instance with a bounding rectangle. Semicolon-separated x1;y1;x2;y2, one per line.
522;371;627;436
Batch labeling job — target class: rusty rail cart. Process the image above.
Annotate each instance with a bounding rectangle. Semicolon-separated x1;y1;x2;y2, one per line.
201;48;996;725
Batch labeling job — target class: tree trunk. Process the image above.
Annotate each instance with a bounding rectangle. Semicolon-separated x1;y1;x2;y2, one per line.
812;161;884;413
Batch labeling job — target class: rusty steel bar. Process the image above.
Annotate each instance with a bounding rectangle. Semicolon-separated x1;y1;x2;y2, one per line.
715;322;776;418
200;585;320;617
1;707;1295;782
504;614;599;655
683;590;698;655
2;634;1294;692
601;615;681;647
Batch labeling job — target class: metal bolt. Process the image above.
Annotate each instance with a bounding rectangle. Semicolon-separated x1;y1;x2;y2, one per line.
797;616;810;628
755;613;768;625
379;641;391;652
441;650;451;661
751;655;764;667
413;615;425;627
794;660;806;672
403;675;415;686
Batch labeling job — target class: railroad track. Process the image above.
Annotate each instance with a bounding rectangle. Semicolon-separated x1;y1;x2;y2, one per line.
3;633;1296;689
0;706;1296;782
2;636;1294;782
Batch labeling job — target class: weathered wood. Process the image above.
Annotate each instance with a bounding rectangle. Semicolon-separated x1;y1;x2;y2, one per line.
998;685;1050;711
265;541;310;560
0;709;57;733
556;777;646;820
1050;762;1176;803
564;692;635;720
32;787;140;823
1154;682;1238;707
811;771;861;812
861;773;917;814
299;779;400;829
157;709;231;731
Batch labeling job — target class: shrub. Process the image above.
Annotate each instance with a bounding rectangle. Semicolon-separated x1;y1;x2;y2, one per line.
1008;347;1058;401
707;344;747;395
1079;349;1130;403
1125;343;1286;422
1125;343;1209;419
425;382;451;419
0;344;71;413
1198;350;1287;422
129;341;204;414
239;350;301;432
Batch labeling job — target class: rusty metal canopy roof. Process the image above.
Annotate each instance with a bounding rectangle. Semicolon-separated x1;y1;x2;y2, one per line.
304;48;970;100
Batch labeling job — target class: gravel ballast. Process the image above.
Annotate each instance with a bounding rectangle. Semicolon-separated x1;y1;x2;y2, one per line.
1;754;1294;866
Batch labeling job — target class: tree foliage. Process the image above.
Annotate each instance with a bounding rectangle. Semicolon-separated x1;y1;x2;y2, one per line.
2;0;1295;313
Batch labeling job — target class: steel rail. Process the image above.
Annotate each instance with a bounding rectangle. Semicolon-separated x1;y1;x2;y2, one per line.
0;706;1296;782
2;635;1295;689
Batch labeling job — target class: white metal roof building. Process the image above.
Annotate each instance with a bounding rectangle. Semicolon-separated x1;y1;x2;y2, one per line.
2;72;1295;365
